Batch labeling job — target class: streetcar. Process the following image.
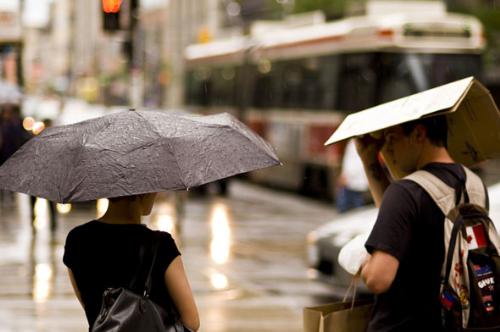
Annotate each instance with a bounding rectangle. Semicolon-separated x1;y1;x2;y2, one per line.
184;4;485;199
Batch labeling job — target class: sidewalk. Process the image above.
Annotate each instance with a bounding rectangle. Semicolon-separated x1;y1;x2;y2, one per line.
0;182;338;332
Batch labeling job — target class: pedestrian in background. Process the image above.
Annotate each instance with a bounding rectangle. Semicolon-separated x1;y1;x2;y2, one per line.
355;115;487;331
63;193;199;331
335;139;369;213
0;104;28;206
0;104;26;165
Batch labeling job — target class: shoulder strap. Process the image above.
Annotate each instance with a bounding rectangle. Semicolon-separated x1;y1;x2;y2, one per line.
405;170;456;215
462;167;487;209
443;213;465;285
404;166;486;214
129;233;161;296
129;244;146;290
143;236;161;296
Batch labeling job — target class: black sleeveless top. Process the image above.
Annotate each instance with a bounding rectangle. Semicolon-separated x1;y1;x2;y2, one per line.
63;220;180;328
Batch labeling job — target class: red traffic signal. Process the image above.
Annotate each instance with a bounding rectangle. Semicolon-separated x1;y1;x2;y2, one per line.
102;0;122;31
102;0;123;14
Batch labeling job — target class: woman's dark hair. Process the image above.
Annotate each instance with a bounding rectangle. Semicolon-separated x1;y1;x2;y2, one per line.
109;195;139;203
401;115;448;148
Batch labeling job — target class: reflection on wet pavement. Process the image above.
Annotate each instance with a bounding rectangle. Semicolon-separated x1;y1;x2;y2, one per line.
0;181;338;331
209;201;231;265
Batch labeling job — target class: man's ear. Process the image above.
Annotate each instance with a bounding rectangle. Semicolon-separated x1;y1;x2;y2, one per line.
412;124;427;143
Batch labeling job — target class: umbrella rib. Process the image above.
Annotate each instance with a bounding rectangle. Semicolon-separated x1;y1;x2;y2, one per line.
64;173;89;202
164;137;188;189
133;111;163;139
135;111;189;189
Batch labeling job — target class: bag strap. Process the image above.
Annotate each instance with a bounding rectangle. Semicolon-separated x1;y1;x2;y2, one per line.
143;236;161;296
129;233;161;297
443;214;465;285
343;277;359;310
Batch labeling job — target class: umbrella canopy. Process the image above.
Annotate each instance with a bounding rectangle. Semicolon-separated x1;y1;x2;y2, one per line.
0;110;280;203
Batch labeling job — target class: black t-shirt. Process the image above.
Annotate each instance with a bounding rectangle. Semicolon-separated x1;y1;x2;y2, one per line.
365;163;487;332
63;220;181;329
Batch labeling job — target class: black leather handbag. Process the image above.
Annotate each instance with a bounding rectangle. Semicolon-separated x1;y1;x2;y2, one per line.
91;236;187;332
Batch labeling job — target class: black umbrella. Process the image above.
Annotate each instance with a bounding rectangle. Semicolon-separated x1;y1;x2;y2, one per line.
0;110;280;203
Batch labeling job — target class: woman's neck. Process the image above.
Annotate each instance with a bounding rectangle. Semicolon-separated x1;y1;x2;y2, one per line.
98;200;142;224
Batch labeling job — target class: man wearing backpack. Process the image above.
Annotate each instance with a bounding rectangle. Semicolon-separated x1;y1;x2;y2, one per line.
355;115;500;331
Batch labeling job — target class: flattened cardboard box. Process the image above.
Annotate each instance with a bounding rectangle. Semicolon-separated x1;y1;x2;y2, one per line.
324;77;500;178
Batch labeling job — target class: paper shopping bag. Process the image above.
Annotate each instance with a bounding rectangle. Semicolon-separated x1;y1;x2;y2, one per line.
303;299;373;332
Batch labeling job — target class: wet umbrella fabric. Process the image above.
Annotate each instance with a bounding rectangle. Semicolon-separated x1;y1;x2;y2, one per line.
0;111;280;203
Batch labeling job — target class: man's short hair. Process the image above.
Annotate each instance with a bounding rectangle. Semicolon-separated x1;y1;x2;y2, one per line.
400;115;448;148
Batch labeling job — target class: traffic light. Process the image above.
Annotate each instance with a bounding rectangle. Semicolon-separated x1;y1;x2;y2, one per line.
102;0;123;31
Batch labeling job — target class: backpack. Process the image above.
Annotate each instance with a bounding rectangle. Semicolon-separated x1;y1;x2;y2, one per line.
406;166;500;331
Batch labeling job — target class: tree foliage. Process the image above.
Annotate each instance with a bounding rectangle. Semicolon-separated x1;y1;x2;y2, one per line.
446;1;500;66
448;4;500;32
293;0;351;19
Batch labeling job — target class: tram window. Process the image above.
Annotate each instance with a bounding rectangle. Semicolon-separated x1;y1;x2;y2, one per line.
185;71;196;105
377;53;482;104
253;73;274;108
185;68;213;106
273;58;324;110
425;54;481;86
282;61;303;109
185;71;202;106
318;56;340;110
253;60;276;108
300;57;322;109
269;62;284;108
199;80;212;106
377;53;417;103
212;67;236;106
337;53;378;112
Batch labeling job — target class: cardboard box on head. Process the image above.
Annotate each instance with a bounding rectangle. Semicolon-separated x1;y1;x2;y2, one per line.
324;77;500;179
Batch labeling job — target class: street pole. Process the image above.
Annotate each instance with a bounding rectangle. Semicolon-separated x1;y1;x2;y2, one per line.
128;0;143;108
238;19;254;122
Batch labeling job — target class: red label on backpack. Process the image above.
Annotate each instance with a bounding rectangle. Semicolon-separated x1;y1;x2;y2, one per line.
466;224;487;249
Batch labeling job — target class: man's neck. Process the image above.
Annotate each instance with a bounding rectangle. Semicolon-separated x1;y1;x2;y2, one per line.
416;144;455;170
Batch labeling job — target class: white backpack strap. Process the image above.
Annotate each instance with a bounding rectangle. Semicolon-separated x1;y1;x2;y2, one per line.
462;166;487;208
405;170;456;215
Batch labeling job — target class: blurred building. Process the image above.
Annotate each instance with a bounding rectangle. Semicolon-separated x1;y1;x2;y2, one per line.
0;0;22;86
140;0;223;109
23;0;71;95
24;0;123;102
20;0;295;108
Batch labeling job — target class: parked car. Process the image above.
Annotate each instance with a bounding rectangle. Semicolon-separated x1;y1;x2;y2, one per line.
307;182;500;292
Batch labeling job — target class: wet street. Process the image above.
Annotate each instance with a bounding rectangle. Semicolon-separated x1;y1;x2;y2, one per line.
0;181;338;332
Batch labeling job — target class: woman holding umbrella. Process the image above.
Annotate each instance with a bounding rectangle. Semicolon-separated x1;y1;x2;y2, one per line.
0;110;280;331
63;193;200;331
